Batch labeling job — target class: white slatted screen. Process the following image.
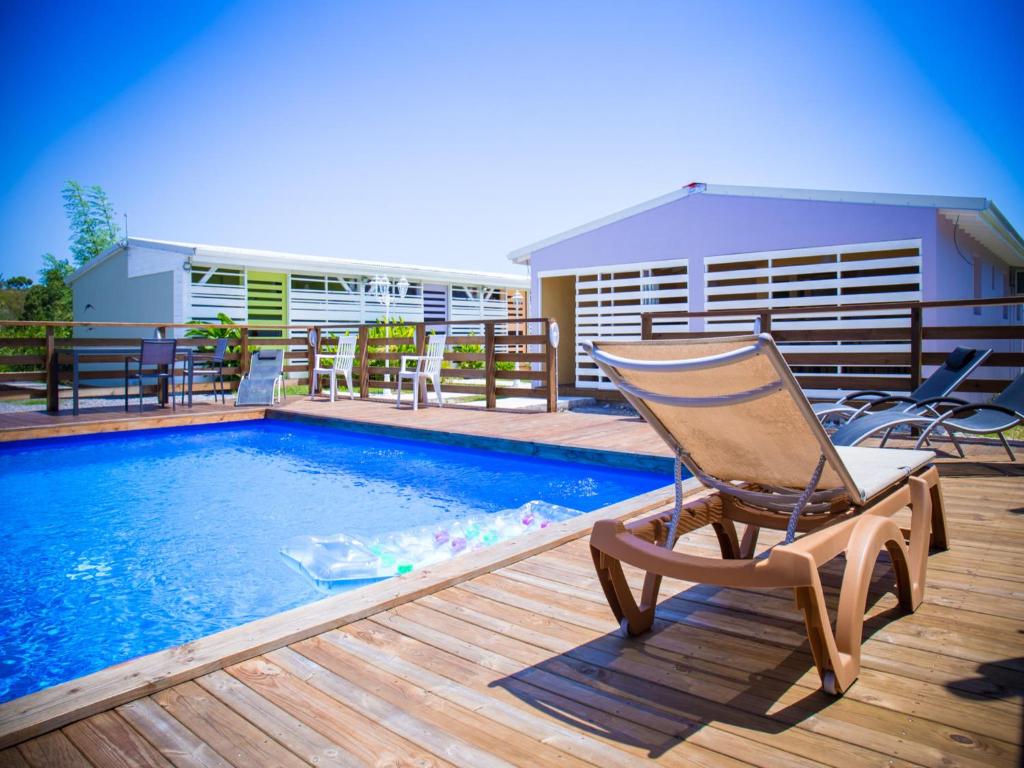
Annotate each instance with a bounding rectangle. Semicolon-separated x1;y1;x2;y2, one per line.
187;266;246;324
703;240;922;393
575;259;689;388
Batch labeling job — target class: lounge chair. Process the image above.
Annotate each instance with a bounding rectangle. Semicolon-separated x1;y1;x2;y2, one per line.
584;334;946;695
235;349;284;406
909;371;1024;460
124;338;178;412
310;335;357;402
812;346;991;422
396;333;446;410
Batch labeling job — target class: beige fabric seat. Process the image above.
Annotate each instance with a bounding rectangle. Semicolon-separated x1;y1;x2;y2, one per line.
834;446;934;499
584;334;949;695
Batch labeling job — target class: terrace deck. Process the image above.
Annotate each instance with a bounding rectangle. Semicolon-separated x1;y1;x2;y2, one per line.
1;400;1022;766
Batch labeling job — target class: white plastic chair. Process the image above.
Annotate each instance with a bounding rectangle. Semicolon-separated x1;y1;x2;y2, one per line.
397;333;447;410
310;335;357;402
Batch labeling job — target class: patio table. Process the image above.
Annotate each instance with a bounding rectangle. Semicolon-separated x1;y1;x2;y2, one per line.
58;346;195;415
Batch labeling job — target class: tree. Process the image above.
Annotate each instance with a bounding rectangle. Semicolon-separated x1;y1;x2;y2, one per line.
20;255;73;322
4;276;33;290
62;180;121;266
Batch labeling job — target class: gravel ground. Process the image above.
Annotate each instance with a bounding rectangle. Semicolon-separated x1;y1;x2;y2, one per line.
0;393;234;413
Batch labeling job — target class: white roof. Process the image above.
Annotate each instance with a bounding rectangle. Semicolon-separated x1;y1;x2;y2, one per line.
506;182;1024;267
69;237;529;288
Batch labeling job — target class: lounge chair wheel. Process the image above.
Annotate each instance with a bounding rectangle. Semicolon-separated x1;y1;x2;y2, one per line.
822;671;839;696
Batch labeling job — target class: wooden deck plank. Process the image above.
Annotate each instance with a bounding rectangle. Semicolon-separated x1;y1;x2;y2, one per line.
3;398;1022;766
15;731;92;768
150;682;308;768
63;710;175;768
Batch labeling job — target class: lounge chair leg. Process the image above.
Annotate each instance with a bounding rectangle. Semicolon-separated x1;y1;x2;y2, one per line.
923;465;950;550
412;377;419;411
998;432;1016;462
590;544;660;637
739;524;760;559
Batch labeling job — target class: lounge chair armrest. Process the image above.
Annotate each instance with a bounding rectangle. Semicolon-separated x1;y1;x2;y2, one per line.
837;389;892;405
943;403;1022;421
913;396;969;415
849;394;917;418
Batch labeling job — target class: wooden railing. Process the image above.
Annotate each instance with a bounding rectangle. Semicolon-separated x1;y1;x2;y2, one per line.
0;317;559;413
640;296;1024;396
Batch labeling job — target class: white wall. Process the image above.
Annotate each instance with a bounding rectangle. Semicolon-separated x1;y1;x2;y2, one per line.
72;246;181;339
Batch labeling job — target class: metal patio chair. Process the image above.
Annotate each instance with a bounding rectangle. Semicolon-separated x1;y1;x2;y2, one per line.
184;337;230;405
584;333;946;695
124;338;178;412
396;333;447;410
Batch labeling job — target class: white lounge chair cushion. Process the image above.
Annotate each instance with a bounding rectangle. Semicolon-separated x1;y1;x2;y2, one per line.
835;446;934;501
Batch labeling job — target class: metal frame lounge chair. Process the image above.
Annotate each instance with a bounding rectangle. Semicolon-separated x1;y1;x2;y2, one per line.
235;348;284;406
909;371;1024;460
124;338;178;412
396;333;447;410
584;334;946;695
184;337;230;405
812;346;991;423
310;335;357;402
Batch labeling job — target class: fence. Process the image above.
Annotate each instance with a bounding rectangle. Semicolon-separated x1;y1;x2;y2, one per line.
640;296;1024;396
0;317;558;413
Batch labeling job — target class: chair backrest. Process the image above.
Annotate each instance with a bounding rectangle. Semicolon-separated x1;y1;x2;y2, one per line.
140;338;177;366
911;346;991;401
332;336;358;371
211;337;230;362
249;348;284;377
585;334;864;503
993;370;1024;414
422;333;447;376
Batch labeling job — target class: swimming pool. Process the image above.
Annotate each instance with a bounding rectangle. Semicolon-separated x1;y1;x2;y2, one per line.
0;419;670;703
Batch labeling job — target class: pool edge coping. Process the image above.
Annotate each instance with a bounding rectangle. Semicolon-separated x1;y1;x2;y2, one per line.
0;434;694;749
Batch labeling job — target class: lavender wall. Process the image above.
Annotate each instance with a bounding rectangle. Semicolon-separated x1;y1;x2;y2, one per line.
527;192;940;316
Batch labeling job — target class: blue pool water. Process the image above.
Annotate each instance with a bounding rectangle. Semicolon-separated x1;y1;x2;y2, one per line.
0;419;669;702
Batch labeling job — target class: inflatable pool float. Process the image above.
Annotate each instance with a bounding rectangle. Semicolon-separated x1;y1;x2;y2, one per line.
281;500;579;590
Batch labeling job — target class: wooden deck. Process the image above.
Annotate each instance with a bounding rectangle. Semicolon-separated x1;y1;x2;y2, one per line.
1;400;1022;766
0;401;265;442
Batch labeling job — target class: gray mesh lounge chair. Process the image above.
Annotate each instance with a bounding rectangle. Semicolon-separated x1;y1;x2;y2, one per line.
235;349;284;406
909;372;1024;460
584;333;946;695
124;339;178;412
185;338;230;405
812;346;991;422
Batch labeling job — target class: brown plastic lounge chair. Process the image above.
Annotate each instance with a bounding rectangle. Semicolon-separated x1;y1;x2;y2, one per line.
583;334;947;695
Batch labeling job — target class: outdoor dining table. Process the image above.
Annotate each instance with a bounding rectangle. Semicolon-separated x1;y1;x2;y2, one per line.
59;346;196;415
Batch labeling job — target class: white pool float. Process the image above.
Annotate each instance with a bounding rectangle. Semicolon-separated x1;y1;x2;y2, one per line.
281;500;580;590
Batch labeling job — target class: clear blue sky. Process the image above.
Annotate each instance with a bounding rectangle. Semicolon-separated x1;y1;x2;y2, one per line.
1;0;1021;280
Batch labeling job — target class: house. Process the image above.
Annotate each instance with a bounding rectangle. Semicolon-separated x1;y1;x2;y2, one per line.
507;183;1024;392
69;237;529;338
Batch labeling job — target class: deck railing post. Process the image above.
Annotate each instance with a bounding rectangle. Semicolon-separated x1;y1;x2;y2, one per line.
240;327;250;377
909;304;923;392
357;325;370;399
45;326;58;413
414;322;427;404
641;313;653;340
545;319;558;413
757;311;772;336
485;322;497;409
306;326;319;396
